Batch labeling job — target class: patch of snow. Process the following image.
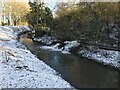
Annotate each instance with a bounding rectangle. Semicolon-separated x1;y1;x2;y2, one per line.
34;36;57;45
79;46;120;68
22;26;31;31
0;31;11;41
39;41;80;54
64;41;80;52
40;43;66;53
0;26;72;88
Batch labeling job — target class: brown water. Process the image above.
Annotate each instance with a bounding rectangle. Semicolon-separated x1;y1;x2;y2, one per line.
21;38;119;88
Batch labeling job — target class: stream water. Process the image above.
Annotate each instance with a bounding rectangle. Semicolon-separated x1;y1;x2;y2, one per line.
21;38;119;88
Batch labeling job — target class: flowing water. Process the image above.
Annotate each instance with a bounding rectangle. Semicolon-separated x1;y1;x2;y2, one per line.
21;38;119;88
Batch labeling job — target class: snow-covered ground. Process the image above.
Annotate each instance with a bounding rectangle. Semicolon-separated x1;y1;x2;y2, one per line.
79;46;120;69
0;26;72;88
38;39;80;54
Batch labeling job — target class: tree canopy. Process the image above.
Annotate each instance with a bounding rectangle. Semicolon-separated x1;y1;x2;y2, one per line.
0;0;30;25
26;2;53;37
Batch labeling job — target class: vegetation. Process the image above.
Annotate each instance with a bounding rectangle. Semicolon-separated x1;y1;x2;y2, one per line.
53;2;119;43
26;2;53;37
27;2;119;47
0;0;29;26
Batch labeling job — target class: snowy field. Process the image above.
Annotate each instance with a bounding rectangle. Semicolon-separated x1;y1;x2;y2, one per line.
0;26;72;88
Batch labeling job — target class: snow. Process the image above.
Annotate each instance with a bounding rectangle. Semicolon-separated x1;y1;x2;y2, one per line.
0;26;72;88
33;36;57;45
39;41;80;54
64;41;80;52
79;46;120;68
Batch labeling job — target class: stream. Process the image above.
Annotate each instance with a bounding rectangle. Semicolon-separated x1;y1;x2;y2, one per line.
21;38;119;88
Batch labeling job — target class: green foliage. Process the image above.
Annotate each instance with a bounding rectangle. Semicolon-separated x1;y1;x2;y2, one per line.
26;2;53;37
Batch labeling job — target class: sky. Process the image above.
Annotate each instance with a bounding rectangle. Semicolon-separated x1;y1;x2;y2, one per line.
24;0;73;10
44;0;57;10
43;0;80;9
43;0;78;10
40;0;68;10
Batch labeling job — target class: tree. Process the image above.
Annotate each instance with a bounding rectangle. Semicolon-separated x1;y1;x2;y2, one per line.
26;2;53;37
2;0;30;25
53;2;119;46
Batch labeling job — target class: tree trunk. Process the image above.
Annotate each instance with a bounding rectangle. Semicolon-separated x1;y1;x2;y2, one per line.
14;20;17;26
8;19;10;25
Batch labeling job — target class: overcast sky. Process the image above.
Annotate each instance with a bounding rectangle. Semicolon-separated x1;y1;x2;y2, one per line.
43;0;79;10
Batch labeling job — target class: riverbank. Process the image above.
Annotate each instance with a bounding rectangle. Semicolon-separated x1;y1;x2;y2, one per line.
0;26;72;88
33;36;120;70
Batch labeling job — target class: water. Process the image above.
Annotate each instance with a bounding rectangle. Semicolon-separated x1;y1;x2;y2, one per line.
21;38;119;88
